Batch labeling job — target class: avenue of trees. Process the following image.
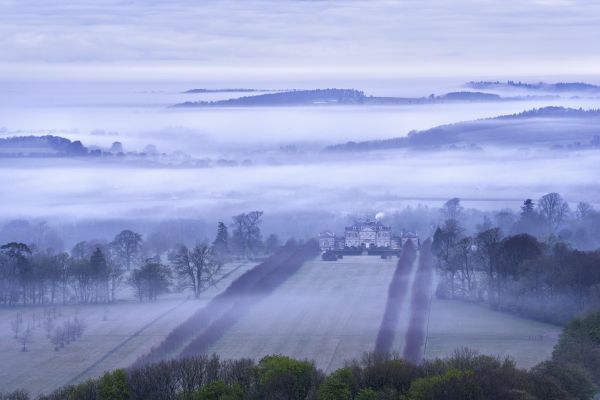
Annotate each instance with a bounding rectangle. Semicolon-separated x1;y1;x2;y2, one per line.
0;211;280;307
432;194;600;324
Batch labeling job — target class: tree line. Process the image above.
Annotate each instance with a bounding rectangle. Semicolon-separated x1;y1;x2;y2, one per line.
5;311;600;399
432;194;600;324
133;239;318;367
0;211;282;306
9;327;598;400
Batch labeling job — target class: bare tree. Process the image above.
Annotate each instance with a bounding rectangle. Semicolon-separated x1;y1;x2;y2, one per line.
43;311;54;338
576;202;594;219
475;228;503;305
128;259;171;301
231;211;264;257
11;312;23;339
50;326;64;350
441;198;463;221
171;244;223;299
110;230;143;270
538;192;570;235
452;237;476;295
18;324;32;352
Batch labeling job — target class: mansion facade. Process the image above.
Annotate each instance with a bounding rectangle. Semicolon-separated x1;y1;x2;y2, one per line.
318;220;418;251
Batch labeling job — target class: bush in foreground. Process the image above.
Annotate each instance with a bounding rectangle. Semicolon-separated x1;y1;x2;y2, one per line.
22;348;596;400
553;311;600;387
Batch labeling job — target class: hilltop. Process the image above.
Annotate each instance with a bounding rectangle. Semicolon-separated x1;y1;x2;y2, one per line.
0;135;87;157
324;107;600;152
466;80;600;93
171;88;542;107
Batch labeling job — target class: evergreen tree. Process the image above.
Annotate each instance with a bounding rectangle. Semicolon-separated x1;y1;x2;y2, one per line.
213;222;229;259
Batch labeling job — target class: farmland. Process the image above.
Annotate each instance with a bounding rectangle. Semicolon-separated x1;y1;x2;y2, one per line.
206;255;399;372
203;248;559;372
424;297;560;368
0;249;565;396
0;261;254;396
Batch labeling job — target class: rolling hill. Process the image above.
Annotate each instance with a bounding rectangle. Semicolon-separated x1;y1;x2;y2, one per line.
324;107;600;152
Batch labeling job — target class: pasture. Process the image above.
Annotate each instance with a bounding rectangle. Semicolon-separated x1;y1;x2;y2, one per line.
206;255;399;372
0;262;254;396
424;297;560;368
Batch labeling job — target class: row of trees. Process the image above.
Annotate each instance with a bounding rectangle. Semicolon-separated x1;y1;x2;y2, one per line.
23;345;597;400
0;211;282;306
433;197;600;324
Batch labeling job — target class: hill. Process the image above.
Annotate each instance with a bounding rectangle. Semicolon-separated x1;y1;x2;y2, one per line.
324;107;600;152
183;88;263;93
0;135;88;157
172;89;530;108
466;80;600;93
174;89;367;107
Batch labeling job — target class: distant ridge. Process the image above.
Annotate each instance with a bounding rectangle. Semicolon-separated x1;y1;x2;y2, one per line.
495;106;600;119
466;80;600;93
175;88;367;107
324;107;600;152
184;88;265;93
172;88;545;108
0;135;87;157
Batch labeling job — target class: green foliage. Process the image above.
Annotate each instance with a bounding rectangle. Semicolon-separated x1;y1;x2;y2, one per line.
23;349;600;400
406;369;483;400
258;355;319;400
47;380;97;400
319;368;352;400
529;361;595;400
354;388;377;400
360;355;420;394
193;381;242;400
553;311;600;386
98;369;129;400
562;312;600;344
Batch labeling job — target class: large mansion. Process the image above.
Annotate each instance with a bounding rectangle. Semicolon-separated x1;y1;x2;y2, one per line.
318;220;418;251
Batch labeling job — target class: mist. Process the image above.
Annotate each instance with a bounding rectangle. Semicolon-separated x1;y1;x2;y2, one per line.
2;1;600;398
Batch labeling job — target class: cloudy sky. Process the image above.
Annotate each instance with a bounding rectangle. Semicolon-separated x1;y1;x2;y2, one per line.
0;0;599;80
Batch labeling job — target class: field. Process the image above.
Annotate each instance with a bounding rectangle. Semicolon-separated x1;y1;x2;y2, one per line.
205;252;560;371
0;262;254;396
206;256;399;372
0;252;565;395
424;297;560;368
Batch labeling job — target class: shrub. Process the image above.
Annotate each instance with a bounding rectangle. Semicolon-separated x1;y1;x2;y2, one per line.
0;390;29;400
360;354;420;394
319;368;353;400
529;361;596;400
406;369;483;400
98;369;129;400
258;355;321;400
354;388;377;400
553;311;600;385
193;381;242;400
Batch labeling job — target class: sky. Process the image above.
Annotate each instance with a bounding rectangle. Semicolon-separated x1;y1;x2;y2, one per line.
1;0;600;81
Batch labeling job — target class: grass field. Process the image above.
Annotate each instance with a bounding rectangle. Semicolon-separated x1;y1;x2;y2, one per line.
1;254;564;395
424;297;561;368
207;254;560;372
0;261;254;396
206;255;399;372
